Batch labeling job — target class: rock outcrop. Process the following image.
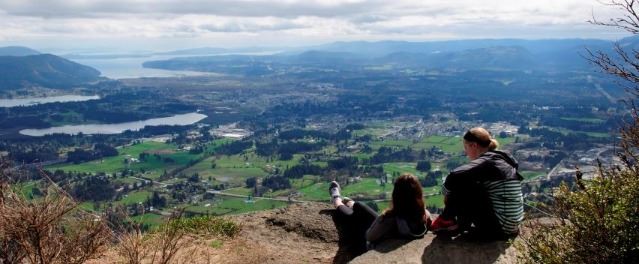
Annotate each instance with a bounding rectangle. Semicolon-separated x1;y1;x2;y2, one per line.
351;234;520;264
228;202;339;264
233;202;522;264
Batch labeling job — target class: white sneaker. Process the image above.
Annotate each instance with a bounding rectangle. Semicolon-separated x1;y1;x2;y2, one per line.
329;181;341;203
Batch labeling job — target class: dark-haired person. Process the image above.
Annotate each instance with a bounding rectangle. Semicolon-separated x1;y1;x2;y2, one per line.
329;173;431;258
431;127;524;240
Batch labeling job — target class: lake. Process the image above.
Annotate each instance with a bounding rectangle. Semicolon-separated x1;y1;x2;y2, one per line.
72;55;210;79
19;112;207;136
0;95;100;108
70;51;278;79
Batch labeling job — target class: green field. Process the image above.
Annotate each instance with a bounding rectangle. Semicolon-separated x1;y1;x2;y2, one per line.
48;141;203;176
297;175;443;204
298;181;331;201
18;181;38;198
497;136;517;147
352;152;374;160
182;150;309;187
185;197;287;215
560;117;606;124
223;187;253;196
342;178;389;198
521;170;546;180
119;190;151;205
370;139;414;149
373;195;443;212
425;194;444;208
47;139;232;178
131;213;166;227
375;201;390;212
382;162;425;177
78;201;97;211
368;135;517;156
545;126;611;138
416;136;464;153
113;177;140;185
297;178;390;201
352;128;389;137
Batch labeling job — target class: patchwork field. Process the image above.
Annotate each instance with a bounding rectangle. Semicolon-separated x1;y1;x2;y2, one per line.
41;129;526;222
182;151;303;186
47;139;231;178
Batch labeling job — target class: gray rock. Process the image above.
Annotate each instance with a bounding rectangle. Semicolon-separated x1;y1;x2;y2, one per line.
351;233;520;264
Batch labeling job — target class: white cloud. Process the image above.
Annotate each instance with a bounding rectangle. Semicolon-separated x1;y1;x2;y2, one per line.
0;0;631;50
0;0;384;18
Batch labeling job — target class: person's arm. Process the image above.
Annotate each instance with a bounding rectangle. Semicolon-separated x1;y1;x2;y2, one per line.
365;214;396;243
443;157;492;194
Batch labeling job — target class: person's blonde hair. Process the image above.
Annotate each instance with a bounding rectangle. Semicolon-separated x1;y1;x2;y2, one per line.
463;127;499;150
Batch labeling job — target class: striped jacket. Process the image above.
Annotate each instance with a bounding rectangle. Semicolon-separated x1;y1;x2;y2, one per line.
443;150;524;234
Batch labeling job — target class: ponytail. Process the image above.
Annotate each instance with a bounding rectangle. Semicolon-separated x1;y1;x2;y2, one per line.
488;138;499;150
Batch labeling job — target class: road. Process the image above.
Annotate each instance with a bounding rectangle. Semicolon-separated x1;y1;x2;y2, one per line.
587;75;616;104
594;83;616;104
206;190;305;203
545;159;564;181
129;175;169;188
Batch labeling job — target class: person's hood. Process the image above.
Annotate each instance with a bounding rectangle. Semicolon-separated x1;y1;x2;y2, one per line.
481;150;523;181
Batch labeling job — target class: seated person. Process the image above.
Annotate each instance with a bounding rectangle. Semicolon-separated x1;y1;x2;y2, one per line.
329;173;431;257
431;127;524;240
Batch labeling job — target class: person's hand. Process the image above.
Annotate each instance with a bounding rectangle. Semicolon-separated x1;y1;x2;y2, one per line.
345;200;355;208
423;209;433;229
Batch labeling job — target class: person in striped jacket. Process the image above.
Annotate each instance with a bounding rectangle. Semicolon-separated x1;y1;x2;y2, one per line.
430;127;524;240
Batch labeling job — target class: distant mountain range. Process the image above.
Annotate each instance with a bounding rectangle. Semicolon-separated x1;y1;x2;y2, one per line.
1;36;637;90
306;38;613;56
143;37;635;73
0;47;102;90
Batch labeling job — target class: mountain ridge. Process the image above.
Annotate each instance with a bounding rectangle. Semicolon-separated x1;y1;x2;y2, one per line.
0;53;102;90
0;46;41;56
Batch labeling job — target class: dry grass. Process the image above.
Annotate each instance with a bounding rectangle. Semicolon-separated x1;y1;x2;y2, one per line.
115;212;242;264
101;236;269;264
0;159;111;264
116;227;196;264
0;159;249;264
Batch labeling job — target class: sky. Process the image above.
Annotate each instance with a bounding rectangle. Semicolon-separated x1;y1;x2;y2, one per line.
0;0;632;53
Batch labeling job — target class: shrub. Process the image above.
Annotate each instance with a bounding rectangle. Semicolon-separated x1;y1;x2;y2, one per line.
518;168;639;263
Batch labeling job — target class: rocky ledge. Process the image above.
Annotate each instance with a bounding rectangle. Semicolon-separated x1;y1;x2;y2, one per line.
351;234;520;264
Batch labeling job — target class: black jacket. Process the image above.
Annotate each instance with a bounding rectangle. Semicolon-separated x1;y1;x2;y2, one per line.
444;150;523;194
